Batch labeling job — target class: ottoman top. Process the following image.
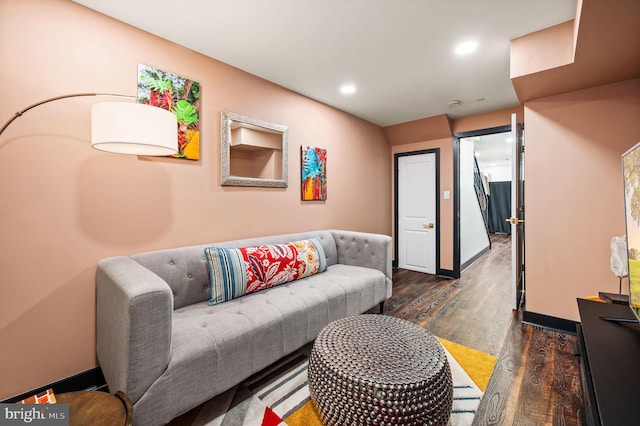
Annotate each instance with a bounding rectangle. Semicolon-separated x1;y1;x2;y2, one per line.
313;314;447;386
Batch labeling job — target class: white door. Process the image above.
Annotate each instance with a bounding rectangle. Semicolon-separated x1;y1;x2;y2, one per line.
398;153;436;274
509;113;525;310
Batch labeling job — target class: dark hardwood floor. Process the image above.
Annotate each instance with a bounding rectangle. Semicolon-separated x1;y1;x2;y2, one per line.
384;234;583;426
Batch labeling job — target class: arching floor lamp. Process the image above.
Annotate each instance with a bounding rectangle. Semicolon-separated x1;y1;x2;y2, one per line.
0;93;178;156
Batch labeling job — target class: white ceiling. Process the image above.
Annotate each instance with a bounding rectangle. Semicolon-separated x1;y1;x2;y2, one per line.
72;0;576;127
464;132;513;169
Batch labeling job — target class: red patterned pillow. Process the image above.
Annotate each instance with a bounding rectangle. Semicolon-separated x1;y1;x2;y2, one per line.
205;238;327;305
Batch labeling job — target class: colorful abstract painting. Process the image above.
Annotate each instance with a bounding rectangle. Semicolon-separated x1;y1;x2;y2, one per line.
301;146;327;201
137;64;200;160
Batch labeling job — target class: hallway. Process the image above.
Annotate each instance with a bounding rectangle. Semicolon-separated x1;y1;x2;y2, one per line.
388;233;513;356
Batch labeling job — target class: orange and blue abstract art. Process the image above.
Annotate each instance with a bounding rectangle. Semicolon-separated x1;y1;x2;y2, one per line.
301;146;327;201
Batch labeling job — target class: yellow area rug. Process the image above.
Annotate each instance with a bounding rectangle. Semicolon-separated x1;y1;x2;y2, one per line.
437;337;497;392
174;338;497;425
285;402;324;426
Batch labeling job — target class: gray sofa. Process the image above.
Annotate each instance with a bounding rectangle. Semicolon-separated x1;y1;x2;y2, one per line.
96;229;392;425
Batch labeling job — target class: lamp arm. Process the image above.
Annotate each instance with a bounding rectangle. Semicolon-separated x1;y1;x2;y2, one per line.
0;93;136;136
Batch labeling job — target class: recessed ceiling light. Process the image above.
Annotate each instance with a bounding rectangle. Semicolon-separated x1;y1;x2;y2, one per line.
475;97;486;102
447;100;461;108
339;84;356;95
455;41;478;55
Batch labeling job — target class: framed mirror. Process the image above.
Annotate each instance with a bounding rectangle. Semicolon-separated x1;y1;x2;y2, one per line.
221;111;288;187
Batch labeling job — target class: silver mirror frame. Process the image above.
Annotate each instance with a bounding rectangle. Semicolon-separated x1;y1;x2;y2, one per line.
220;110;289;188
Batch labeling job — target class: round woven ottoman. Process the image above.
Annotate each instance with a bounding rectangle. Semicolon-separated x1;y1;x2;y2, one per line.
308;315;453;426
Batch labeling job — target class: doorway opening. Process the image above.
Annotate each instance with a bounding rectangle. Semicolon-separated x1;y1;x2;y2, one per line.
454;125;511;274
454;119;525;311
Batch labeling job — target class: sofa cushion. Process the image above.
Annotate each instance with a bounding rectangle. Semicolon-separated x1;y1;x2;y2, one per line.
205;238;327;305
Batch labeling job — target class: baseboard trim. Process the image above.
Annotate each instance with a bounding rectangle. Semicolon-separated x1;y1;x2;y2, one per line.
437;268;456;279
522;310;578;334
2;367;106;403
461;245;490;272
393;263;456;279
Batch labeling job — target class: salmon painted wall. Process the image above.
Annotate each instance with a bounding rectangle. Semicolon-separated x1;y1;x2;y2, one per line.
452;106;524;134
525;78;640;321
0;0;391;400
510;20;575;79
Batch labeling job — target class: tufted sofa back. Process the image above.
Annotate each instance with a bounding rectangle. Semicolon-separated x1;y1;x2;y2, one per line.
131;230;337;310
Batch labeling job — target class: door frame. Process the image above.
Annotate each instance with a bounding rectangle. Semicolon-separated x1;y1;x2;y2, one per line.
453;125;511;278
511;115;525;310
393;148;441;274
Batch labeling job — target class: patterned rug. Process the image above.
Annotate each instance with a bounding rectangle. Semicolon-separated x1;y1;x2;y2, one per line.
170;339;496;426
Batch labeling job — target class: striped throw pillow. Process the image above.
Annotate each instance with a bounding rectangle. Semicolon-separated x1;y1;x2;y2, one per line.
204;238;327;305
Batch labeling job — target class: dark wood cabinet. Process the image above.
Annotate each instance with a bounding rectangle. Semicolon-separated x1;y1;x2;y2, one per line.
575;298;640;425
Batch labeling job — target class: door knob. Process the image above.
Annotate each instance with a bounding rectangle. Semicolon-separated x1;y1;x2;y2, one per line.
422;223;434;229
506;217;525;225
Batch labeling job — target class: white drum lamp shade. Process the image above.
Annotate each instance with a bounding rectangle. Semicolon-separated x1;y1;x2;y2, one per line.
91;102;178;156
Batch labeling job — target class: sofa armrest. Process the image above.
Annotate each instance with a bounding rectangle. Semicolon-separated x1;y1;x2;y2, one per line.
330;230;393;283
96;256;173;404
